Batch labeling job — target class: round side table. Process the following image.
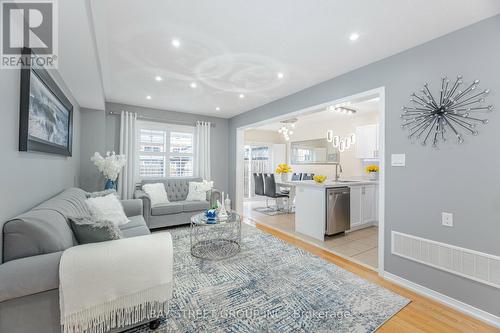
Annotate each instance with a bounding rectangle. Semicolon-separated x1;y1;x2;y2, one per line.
190;211;241;260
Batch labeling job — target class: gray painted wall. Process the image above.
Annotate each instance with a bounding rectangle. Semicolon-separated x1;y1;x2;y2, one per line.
80;108;106;191
0;68;81;261
79;102;229;193
228;15;500;316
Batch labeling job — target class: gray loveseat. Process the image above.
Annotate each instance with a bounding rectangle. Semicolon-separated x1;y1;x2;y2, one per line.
134;177;221;229
0;188;159;333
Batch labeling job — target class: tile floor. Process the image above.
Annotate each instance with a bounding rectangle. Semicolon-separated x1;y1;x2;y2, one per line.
243;199;379;269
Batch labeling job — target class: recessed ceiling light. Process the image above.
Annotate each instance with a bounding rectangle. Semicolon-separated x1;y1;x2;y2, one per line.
190;82;197;88
155;76;163;82
171;39;181;48
277;72;284;79
349;33;360;41
215;107;221;111
146;95;152;100
239;94;245;99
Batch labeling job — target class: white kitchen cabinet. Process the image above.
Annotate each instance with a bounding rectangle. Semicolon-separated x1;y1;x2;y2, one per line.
272;144;287;166
355;124;379;159
350;186;362;227
361;185;376;224
350;184;378;229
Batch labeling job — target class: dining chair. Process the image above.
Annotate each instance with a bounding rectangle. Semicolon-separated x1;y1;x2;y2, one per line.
253;173;265;196
302;173;314;180
264;174;289;212
253;173;270;208
291;173;302;181
253;173;269;208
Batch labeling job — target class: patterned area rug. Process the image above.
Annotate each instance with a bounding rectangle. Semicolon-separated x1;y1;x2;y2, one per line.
128;224;409;333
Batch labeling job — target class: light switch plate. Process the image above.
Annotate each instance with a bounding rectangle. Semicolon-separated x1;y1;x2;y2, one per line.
442;212;453;227
391;154;406;167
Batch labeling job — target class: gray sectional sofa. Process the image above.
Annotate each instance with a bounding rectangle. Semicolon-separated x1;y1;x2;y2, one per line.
0;188;155;333
134;177;221;229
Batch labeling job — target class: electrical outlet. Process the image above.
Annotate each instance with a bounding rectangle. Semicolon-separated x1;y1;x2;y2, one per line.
442;212;453;227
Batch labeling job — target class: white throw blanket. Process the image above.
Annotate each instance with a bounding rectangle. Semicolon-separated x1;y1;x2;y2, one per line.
59;233;173;333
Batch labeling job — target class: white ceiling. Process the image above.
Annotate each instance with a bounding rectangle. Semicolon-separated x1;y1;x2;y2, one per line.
255;97;380;131
83;0;500;117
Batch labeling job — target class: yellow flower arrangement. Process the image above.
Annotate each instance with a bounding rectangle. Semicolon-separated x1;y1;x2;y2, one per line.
275;163;292;174
313;175;327;183
365;165;379;173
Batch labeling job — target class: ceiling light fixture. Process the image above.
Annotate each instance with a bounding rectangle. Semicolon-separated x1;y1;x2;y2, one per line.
171;39;181;48
277;118;298;141
327;130;356;152
328;105;357;115
215;107;221;111
239;94;245;99
155;76;163;82
190;82;197;88
349;33;360;41
277;72;284;79
146;95;152;100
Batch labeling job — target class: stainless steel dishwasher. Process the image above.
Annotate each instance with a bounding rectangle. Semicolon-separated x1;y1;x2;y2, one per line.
325;187;350;235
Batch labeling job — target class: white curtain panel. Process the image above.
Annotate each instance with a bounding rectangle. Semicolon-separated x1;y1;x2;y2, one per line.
195;121;211;181
118;111;137;199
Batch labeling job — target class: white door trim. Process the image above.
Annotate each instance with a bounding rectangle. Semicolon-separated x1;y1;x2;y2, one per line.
235;87;386;275
377;87;386;275
235;128;245;213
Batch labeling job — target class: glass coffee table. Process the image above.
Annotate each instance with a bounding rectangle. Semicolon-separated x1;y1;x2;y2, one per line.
190;211;241;260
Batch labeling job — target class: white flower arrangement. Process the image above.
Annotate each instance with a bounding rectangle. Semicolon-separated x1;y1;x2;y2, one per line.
91;151;126;181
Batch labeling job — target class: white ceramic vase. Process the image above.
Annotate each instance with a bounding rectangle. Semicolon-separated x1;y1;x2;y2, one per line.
281;173;288;182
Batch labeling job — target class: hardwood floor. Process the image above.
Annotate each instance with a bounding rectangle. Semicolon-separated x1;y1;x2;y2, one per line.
251;222;499;333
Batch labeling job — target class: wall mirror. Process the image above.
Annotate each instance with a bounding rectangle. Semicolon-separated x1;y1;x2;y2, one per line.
290;138;339;164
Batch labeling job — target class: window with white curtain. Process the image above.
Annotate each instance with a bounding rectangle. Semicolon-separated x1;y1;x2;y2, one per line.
136;121;195;178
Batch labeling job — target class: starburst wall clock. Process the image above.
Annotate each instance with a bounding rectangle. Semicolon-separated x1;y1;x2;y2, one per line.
401;75;494;147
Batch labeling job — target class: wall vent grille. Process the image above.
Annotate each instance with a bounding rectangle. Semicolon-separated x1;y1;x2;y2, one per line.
392;231;500;289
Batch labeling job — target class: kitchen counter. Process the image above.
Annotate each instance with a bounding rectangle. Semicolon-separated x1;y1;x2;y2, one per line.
292;179;379;241
289;180;378;188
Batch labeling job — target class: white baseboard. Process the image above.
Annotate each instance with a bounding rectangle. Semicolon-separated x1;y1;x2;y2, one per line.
382;271;500;329
347;221;377;232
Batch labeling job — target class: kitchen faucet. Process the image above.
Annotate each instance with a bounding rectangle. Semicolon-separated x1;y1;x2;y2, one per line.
335;163;343;182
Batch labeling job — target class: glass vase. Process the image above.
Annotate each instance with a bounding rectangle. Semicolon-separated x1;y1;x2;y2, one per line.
104;179;116;190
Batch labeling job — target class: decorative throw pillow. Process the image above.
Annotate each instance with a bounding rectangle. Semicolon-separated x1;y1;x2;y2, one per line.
186;180;213;201
69;216;123;244
85;189;117;198
142;183;169;207
85;194;129;226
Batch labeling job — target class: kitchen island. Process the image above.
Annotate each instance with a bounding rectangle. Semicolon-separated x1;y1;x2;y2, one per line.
291;180;379;241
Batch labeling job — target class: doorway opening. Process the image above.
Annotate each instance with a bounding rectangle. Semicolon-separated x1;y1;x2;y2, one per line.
235;87;385;274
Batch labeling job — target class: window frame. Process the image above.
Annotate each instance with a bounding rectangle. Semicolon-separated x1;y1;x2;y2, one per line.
136;120;196;180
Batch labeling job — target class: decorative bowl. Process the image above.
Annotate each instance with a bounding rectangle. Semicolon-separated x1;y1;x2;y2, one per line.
313;175;327;183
